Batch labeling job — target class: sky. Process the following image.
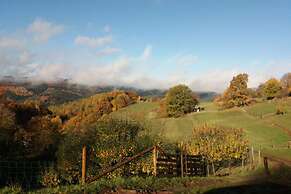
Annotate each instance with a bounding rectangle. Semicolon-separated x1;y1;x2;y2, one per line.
0;0;291;92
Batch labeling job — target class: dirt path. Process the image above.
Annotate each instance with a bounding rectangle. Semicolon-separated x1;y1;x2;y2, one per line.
261;152;291;166
272;123;291;136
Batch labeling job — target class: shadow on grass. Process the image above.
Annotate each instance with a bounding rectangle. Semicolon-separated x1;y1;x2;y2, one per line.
205;163;291;194
204;182;291;194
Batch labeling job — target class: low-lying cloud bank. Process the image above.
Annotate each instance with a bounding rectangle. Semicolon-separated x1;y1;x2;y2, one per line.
1;58;290;93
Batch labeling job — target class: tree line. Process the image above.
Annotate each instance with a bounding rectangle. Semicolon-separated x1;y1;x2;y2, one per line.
216;72;291;108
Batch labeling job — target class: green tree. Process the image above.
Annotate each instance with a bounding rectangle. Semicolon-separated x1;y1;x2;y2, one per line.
163;84;198;117
221;73;252;108
263;78;282;99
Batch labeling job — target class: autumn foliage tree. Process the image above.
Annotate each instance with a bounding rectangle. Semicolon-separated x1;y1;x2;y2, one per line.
161;84;198;117
220;73;252;108
280;73;291;97
0;99;61;159
262;78;282;100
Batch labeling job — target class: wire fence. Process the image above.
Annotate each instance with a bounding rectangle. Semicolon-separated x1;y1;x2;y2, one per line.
0;160;54;189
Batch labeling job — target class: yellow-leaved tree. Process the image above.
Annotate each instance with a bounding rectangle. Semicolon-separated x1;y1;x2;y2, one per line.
220;73;252;108
262;78;282;100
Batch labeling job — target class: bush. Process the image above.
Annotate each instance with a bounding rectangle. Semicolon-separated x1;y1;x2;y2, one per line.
276;106;286;115
0;185;22;194
56;119;155;183
56;131;91;184
39;168;61;187
188;125;249;163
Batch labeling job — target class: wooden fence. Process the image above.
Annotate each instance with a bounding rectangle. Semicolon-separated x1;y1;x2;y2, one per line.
86;146;206;183
156;153;206;177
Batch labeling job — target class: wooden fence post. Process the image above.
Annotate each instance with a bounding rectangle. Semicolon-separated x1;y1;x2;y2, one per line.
82;145;87;185
251;146;254;165
153;145;157;176
185;154;188;177
263;157;270;175
180;150;184;177
258;149;261;165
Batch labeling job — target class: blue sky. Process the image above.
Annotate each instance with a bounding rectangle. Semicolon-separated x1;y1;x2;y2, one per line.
0;0;291;91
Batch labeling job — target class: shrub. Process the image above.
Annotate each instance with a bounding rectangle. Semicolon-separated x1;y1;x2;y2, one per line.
56;131;91;184
39;168;61;187
92;119;155;177
56;119;155;183
0;185;22;194
188;125;249;163
276;105;286;115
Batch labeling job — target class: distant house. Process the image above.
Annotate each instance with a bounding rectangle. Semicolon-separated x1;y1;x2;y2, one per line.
138;96;147;102
194;105;204;112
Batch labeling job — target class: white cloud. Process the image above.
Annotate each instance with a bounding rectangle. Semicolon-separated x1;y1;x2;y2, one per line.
37;63;69;80
0;37;24;49
0;49;34;77
27;63;71;82
96;47;120;57
0;35;33;77
19;50;33;64
140;45;152;60
103;25;111;33
72;57;130;85
74;35;112;47
27;18;64;43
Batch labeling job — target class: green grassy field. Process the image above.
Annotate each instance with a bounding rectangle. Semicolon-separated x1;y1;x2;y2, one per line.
110;98;291;160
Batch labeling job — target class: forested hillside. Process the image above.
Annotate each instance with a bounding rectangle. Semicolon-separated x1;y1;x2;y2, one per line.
50;90;139;132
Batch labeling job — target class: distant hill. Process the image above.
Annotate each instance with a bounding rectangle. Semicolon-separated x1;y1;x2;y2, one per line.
0;81;95;105
0;78;217;104
195;91;218;101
